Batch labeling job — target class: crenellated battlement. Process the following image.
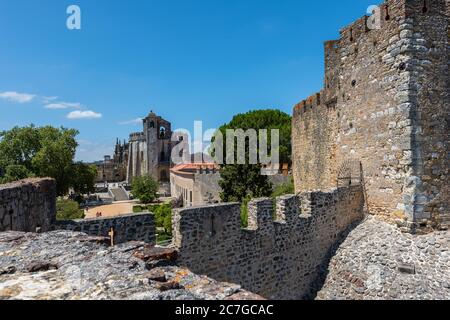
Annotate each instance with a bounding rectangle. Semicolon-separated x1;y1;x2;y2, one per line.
293;92;323;115
339;15;371;45
247;198;274;232
129;132;145;141
292;0;449;229
172;185;364;299
296;0;448;120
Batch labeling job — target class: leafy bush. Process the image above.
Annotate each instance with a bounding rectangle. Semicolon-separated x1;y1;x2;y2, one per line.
56;199;85;221
131;175;159;204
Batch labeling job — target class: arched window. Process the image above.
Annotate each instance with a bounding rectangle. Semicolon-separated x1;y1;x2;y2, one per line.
149;121;155;128
159;126;166;139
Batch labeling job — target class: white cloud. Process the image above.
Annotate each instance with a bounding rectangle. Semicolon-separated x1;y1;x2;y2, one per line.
67;110;102;120
0;91;35;103
42;96;58;103
45;102;82;109
118;118;142;125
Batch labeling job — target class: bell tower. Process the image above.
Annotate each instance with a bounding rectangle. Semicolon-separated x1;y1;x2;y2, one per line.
142;111;172;182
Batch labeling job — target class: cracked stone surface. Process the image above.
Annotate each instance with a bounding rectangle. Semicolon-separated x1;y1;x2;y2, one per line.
0;231;263;300
316;216;450;300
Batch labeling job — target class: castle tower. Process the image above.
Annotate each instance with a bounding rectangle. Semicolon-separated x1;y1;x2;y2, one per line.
127;111;173;183
292;0;449;232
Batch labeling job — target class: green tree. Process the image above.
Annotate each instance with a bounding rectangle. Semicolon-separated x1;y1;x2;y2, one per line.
0;165;34;184
215;109;292;203
131;175;159;204
0;125;91;196
71;162;97;195
56;198;85;220
0;125;41;174
32;126;79;195
219;164;273;202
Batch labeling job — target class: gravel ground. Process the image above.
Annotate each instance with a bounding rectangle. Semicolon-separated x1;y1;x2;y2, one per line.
1;216;449;300
317;216;450;300
0;231;262;300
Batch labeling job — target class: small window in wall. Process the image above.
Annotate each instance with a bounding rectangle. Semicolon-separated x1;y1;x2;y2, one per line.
190;191;193;203
149;121;155;128
160;170;168;182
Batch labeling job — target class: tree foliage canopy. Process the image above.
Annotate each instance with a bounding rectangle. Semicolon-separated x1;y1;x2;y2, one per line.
0;125;96;196
216;109;292;203
71;162;98;195
131;175;159;204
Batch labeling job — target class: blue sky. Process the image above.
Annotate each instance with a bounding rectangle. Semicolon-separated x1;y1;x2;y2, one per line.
0;0;377;162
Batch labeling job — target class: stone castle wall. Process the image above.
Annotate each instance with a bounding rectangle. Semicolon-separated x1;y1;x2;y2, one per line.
406;0;450;226
172;185;365;299
0;179;364;298
0;178;56;232
292;0;449;229
54;213;156;245
0;178;155;245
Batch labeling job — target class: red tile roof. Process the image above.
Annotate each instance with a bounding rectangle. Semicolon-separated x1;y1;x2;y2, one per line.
171;163;219;174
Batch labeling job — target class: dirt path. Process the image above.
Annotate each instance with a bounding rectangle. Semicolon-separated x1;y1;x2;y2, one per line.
84;201;137;219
